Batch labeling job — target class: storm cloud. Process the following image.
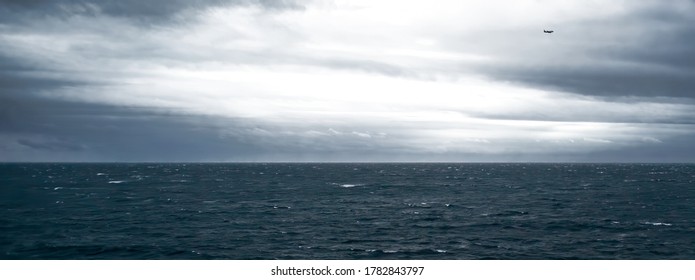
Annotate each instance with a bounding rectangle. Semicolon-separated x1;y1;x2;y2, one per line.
1;0;694;162
0;0;301;22
473;2;695;99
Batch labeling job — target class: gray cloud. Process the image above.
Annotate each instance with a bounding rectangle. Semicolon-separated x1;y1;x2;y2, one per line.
3;94;695;162
0;94;267;161
0;55;91;98
1;1;695;162
487;65;695;99
17;138;85;152
464;2;695;99
0;94;435;162
0;0;301;24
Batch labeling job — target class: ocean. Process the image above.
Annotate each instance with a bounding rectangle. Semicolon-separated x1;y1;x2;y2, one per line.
1;163;694;259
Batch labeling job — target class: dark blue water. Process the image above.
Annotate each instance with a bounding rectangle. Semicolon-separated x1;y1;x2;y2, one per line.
1;163;694;259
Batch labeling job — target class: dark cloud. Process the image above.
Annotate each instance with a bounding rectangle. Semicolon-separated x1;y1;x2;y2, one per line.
17;138;85;151
0;19;267;162
0;69;269;162
0;91;269;161
435;2;695;100
0;93;427;162
487;64;695;99
0;0;301;24
0;71;86;95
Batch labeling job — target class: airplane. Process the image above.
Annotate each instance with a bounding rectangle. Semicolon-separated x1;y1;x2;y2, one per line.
543;30;554;33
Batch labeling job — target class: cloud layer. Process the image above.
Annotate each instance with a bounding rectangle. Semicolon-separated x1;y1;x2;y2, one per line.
1;0;695;162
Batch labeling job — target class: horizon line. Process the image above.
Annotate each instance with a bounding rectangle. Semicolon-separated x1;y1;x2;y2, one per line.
2;161;694;164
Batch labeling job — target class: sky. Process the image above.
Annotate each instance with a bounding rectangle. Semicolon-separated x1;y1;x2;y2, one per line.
1;0;695;162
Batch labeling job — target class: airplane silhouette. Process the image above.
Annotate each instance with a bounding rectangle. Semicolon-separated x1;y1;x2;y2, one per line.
543;30;554;33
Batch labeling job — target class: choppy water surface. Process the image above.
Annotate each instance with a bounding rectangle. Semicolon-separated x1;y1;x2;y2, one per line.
1;163;694;259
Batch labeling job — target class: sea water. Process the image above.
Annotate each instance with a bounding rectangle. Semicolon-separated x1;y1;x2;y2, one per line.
1;163;694;259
